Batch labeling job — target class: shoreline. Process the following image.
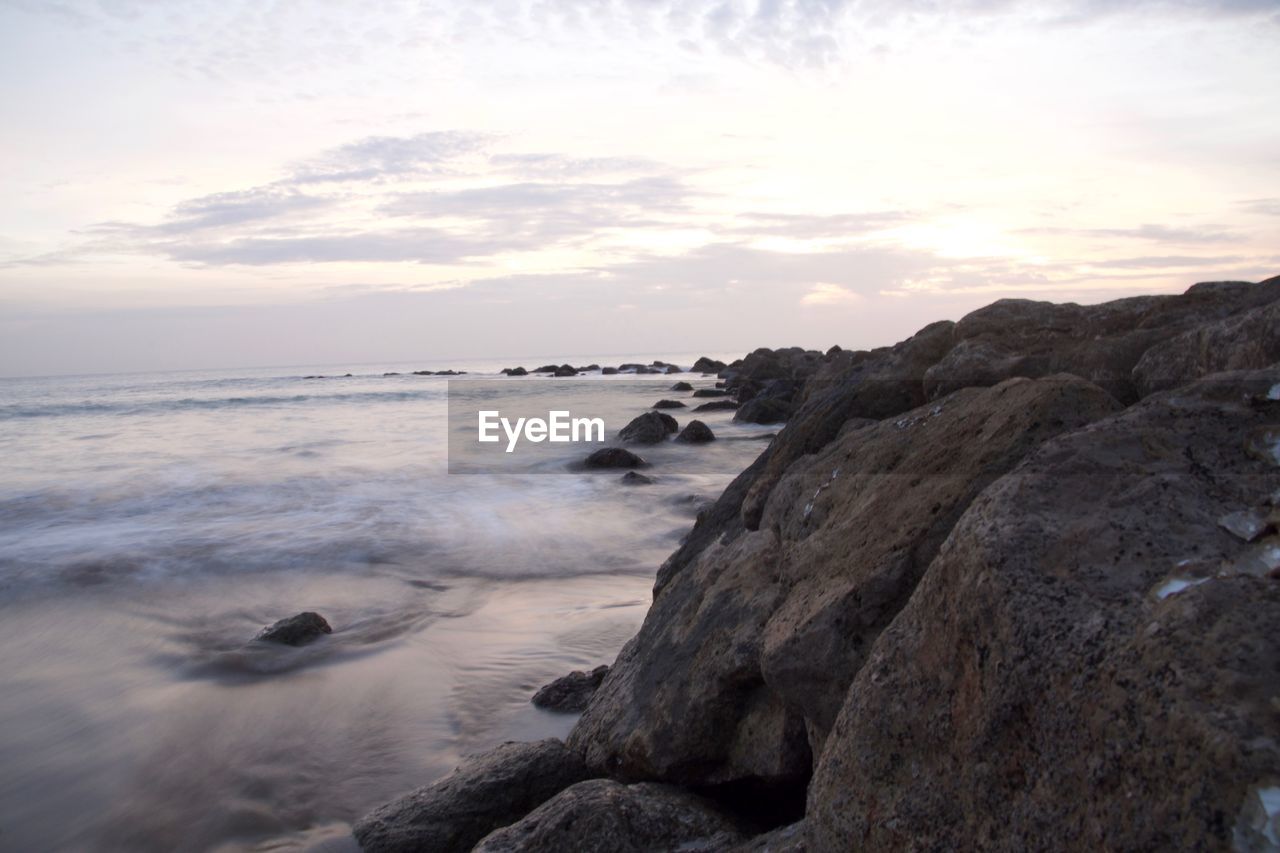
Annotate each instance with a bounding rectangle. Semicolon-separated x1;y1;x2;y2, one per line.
353;274;1280;852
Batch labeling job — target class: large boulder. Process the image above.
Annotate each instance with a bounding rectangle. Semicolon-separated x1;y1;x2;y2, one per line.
472;780;744;852
618;411;678;444
255;612;331;646
1132;299;1280;397
353;739;597;853
807;368;1280;851
570;376;1120;796
692;357;728;373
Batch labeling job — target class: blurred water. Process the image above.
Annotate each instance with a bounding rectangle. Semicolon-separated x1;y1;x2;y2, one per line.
0;353;764;852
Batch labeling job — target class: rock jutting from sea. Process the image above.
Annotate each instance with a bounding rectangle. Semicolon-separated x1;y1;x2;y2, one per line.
355;275;1280;852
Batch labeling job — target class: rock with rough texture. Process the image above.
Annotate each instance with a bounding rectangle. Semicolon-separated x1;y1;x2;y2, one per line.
653;399;686;409
1132;299;1280;396
692;357;727;374
353;739;597;853
256;612;331;646
618;411;678;444
675;420;715;443
729;821;806;852
582;448;648;469
553;365;577;377
502;367;528;376
471;780;744;853
620;471;654;486
601;367;619;375
807;368;1280;851
692;388;730;398
671;381;694;391
570;376;1120;794
532;666;610;713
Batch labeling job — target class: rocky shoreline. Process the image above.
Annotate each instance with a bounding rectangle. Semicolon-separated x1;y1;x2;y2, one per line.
352;276;1280;852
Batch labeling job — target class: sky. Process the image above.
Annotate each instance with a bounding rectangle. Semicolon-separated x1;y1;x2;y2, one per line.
1;0;1278;376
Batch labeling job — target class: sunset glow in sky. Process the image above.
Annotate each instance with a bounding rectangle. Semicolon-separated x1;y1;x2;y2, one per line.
2;0;1278;374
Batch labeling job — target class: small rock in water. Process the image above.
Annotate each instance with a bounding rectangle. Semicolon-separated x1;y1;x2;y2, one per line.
691;388;729;398
692;399;739;413
583;448;648;469
652;399;686;409
257;612;332;646
675;420;715;443
553;365;577;377
1219;509;1269;542
532;665;610;713
670;381;693;392
620;471;654;486
619;411;677;444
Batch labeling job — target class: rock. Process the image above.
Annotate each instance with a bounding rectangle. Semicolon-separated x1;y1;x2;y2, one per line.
553;365;577;377
601;367;619;375
1132;300;1280;396
692;356;728;373
502;367;528;376
532;364;559;373
471;780;744;853
692;388;730;398
807;368;1280;851
383;372;401;376
618;411;677;444
353;739;597;853
671;381;694;392
693;399;741;413
733;381;797;425
652;399;686;409
665;365;683;374
620;471;655;486
433;370;466;376
675;420;715;443
582;448;648;469
255;612;332;646
727;821;806;852
569;376;1121;796
579;364;600;371
532;665;610;713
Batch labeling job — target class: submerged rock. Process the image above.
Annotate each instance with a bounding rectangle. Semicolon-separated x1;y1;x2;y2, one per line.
693;399;740;413
652;399;686;409
620;471;655;486
471;779;744;853
618;411;677;444
553;365;577;377
675;420;715;443
256;612;331;646
601;367;619;375
502;367;528;376
671;381;694;392
353;739;597;853
692;388;730;398
532;665;610;713
582;448;648;469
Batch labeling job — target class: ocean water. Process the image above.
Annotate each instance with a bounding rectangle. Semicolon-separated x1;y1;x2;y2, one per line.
0;354;768;852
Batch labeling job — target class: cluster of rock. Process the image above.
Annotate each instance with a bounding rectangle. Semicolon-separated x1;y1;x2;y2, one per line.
503;361;687;377
355;276;1280;852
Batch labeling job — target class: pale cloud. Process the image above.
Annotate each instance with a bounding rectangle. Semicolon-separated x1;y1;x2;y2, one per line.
800;282;863;306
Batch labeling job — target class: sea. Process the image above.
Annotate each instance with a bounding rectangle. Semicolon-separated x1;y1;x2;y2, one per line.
0;352;770;852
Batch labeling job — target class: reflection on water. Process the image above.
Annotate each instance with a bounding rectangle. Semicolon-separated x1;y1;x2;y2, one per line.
0;355;760;851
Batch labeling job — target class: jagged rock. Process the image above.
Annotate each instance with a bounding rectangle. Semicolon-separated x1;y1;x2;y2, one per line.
255;612;331;646
693;399;740;413
353;739;597;853
618;411;677;444
807;368;1280;851
532;666;610;713
652;399;686;409
620;471;654;486
675;420;715;443
692;388;730;398
1132;300;1280;396
671;381;694;392
569;376;1120;794
582;448;648;469
471;780;744;853
692;357;727;373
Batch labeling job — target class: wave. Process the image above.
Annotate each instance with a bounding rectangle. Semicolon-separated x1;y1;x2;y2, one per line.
0;388;446;420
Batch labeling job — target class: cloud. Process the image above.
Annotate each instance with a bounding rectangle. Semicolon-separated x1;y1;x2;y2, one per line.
801;282;863;305
726;210;909;238
287;131;495;184
1241;198;1280;216
1025;222;1237;244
